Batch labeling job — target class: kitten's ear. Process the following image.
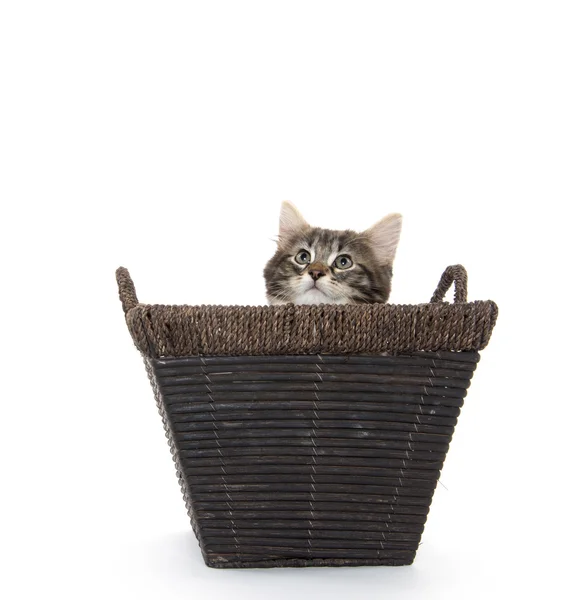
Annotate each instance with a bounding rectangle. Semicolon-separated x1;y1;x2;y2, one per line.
278;201;310;248
364;213;402;266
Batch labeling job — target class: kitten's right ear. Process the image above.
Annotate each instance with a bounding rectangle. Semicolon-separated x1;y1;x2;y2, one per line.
364;213;403;266
278;201;309;248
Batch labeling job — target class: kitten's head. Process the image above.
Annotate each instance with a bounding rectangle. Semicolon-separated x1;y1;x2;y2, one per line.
264;202;402;305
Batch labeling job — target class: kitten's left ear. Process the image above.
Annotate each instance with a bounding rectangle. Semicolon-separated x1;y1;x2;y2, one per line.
364;213;402;266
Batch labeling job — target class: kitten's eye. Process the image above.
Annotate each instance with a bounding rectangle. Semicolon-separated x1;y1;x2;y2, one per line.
334;255;353;269
295;250;311;265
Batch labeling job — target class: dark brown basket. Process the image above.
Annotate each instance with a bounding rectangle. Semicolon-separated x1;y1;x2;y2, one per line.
117;265;497;568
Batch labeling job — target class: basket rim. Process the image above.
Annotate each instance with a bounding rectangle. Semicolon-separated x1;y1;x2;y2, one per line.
117;265;498;359
122;300;498;359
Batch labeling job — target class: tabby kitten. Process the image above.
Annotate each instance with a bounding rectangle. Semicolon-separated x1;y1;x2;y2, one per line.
264;202;402;305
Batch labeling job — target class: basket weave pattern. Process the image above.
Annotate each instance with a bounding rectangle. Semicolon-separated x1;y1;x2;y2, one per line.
117;265;497;568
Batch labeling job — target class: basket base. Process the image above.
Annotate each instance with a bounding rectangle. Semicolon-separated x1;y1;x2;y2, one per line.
204;555;415;569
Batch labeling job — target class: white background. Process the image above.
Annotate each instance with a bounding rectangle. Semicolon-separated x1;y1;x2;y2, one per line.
1;1;584;599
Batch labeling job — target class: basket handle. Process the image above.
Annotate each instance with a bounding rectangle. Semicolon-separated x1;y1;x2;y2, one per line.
430;264;468;303
116;265;468;309
116;267;139;314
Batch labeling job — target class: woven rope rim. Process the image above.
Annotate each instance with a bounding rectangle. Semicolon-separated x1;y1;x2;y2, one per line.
116;265;498;358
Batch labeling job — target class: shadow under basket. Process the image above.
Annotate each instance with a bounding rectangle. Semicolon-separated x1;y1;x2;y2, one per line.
117;265;498;569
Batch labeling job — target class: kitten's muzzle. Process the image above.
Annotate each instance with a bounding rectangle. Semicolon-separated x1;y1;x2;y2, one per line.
308;263;328;281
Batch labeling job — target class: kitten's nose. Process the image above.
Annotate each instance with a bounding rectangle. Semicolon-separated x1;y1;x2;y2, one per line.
309;263;327;280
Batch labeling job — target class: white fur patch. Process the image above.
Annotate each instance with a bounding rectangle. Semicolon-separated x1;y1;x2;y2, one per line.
292;274;353;304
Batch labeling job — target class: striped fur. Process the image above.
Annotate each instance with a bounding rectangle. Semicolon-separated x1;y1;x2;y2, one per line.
264;202;402;305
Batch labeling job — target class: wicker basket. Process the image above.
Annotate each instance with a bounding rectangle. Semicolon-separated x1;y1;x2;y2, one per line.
117;265;497;568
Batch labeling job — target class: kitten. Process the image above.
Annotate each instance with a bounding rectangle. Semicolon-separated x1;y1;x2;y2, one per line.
264;201;402;305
